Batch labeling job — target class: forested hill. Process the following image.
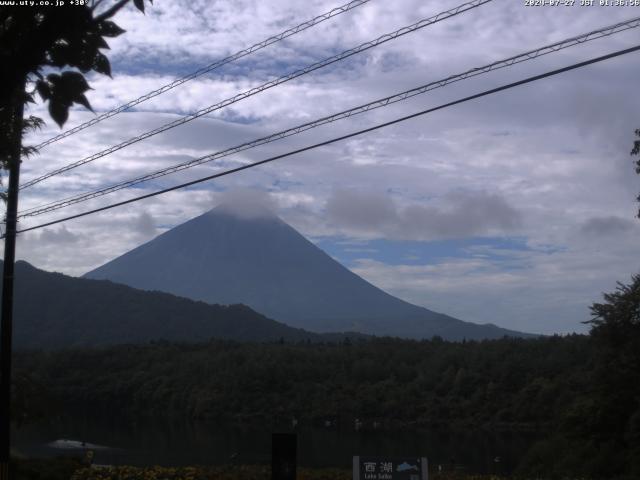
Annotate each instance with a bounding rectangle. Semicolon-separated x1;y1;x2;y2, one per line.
13;330;640;478
14;335;590;429
3;260;335;348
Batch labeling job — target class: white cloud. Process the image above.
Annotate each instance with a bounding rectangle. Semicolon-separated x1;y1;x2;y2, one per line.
325;189;522;240
350;226;640;335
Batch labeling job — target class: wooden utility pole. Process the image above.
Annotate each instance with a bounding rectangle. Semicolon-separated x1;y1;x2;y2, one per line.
0;77;25;480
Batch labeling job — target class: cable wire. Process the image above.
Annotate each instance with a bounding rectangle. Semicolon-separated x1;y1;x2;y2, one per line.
20;0;493;190
33;0;372;150
18;15;640;219
13;44;640;237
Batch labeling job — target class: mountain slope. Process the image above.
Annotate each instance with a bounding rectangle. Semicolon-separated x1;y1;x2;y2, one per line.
85;207;531;340
3;260;329;349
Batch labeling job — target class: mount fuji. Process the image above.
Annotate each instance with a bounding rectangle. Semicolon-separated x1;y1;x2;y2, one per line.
85;205;531;340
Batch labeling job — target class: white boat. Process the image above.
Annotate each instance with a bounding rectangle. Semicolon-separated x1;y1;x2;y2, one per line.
47;439;110;450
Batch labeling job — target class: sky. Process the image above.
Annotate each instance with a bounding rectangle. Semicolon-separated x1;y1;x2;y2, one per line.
12;0;640;335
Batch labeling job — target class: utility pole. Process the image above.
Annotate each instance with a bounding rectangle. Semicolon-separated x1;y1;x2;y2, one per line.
0;77;26;480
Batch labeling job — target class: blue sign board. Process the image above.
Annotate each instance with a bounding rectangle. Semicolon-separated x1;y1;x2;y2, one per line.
353;457;428;480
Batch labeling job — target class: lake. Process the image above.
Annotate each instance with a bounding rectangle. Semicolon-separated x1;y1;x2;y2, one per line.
12;414;541;474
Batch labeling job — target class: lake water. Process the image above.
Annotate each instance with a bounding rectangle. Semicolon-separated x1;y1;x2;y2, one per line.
12;415;540;474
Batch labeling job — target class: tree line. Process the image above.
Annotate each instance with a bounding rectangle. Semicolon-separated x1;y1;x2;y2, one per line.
6;275;640;478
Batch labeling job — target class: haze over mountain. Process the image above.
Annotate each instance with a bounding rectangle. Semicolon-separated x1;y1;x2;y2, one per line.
85;203;531;340
3;260;331;349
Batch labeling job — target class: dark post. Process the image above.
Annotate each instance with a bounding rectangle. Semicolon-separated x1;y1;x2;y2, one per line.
0;78;25;480
271;433;297;480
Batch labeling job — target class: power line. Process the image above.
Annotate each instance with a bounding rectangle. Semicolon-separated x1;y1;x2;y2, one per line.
33;0;372;150
13;44;640;237
18;15;640;219
20;0;493;190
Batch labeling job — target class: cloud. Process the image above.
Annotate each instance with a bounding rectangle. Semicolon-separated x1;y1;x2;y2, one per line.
133;211;157;237
580;216;634;236
215;187;279;219
37;226;79;245
325;189;522;240
350;234;640;335
325;189;397;230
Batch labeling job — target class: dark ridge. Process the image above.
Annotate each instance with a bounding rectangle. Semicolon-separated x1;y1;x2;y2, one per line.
2;260;353;349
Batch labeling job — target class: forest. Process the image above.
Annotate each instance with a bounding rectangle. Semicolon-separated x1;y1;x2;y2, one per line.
7;274;639;478
12;335;587;429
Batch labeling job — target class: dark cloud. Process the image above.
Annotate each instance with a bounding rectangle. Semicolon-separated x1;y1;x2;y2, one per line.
580;216;634;236
38;226;79;245
325;189;522;240
133;212;157;237
326;190;397;230
215;187;278;219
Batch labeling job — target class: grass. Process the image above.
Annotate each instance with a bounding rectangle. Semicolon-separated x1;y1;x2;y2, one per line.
11;456;84;480
70;465;511;480
11;458;597;480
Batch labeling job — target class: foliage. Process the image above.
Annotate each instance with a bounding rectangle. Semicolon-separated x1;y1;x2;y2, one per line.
10;456;82;480
69;465;511;480
12;326;639;478
516;275;640;479
586;274;640;444
13;335;591;431
589;274;640;334
0;0;151;126
633;129;640;217
6;254;640;480
0;0;151;175
70;465;343;480
12;323;640;478
583;274;640;478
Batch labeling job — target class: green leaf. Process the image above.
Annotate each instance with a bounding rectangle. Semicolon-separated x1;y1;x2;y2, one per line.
47;38;74;67
98;20;126;38
75;49;95;73
46;73;61;85
47;44;70;68
48;100;69;127
23;116;45;133
45;71;94;114
60;71;91;94
75;93;94;112
93;52;111;77
92;34;110;50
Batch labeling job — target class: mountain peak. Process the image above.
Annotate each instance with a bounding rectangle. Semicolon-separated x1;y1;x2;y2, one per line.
85;208;533;340
211;203;279;221
211;188;279;220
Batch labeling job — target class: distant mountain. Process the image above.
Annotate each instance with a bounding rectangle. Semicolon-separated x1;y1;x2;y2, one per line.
3;260;333;349
85;207;532;340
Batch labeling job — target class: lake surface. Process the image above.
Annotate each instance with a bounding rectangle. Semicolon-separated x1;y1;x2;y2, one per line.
12;415;540;474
